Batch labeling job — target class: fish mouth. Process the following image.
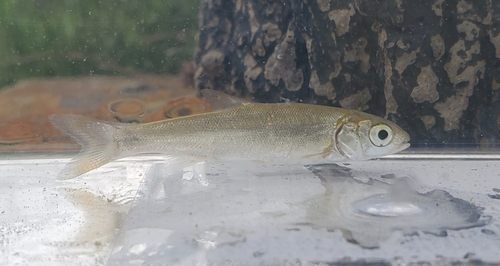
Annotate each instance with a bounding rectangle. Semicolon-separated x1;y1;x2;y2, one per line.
394;142;411;153
394;131;411;153
401;142;411;150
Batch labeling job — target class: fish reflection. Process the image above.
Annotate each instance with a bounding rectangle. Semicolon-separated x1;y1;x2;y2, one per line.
303;164;487;248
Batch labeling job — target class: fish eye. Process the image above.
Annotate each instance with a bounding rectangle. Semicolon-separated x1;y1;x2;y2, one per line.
369;124;393;147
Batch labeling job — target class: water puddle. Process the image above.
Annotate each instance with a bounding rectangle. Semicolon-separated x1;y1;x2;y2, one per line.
303;164;488;248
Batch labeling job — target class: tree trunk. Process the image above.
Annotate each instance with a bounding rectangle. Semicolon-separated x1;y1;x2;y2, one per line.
194;0;500;148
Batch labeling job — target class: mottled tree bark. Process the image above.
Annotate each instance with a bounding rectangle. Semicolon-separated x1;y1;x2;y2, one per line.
194;0;500;148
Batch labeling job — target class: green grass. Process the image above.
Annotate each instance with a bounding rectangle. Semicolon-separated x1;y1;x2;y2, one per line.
0;0;199;88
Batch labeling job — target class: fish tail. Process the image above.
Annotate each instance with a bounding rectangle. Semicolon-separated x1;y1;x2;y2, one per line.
49;114;122;179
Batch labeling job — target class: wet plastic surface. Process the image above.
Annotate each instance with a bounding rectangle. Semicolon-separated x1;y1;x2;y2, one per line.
1;155;500;265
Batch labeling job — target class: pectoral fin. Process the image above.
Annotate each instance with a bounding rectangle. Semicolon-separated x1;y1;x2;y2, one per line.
302;145;333;159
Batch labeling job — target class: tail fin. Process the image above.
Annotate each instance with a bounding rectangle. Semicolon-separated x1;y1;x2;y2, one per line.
49;114;121;179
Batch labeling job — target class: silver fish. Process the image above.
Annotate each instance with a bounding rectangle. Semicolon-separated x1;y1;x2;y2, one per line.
50;90;410;179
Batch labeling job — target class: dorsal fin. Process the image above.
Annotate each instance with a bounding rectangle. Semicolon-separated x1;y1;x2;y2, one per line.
201;89;250;111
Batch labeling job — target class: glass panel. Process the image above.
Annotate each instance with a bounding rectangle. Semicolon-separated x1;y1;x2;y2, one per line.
1;0;499;265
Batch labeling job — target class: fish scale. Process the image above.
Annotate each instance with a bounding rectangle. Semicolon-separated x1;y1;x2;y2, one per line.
49;90;410;179
127;104;335;158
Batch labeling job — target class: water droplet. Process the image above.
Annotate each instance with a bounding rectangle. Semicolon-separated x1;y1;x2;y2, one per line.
303;164;487;248
353;194;422;217
276;54;283;60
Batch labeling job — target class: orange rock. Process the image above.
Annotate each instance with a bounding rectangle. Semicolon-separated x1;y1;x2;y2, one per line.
142;97;211;123
0;75;210;152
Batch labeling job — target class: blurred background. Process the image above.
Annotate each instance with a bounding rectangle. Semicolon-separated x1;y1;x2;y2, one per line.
1;0;499;152
0;0;198;84
0;0;205;152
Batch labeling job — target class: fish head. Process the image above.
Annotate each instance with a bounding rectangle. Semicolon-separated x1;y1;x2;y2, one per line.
334;114;410;160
